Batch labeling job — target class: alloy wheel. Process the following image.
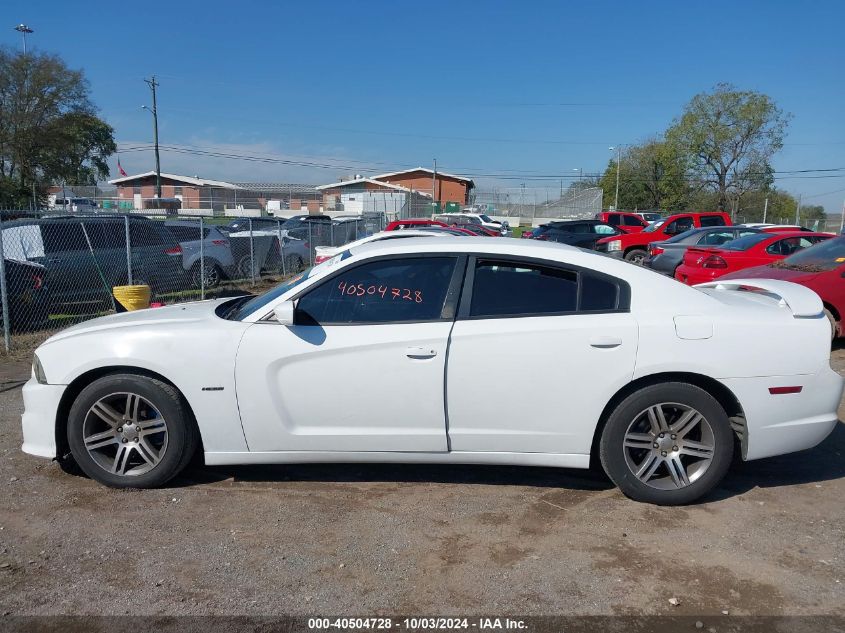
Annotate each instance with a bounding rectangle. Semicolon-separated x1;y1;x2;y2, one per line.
622;402;715;490
82;392;169;476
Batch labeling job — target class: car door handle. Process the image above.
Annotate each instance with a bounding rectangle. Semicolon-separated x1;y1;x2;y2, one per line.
589;336;623;349
406;347;437;360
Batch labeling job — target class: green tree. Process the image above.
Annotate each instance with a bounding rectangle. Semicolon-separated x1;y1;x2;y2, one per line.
0;47;115;208
598;140;690;211
666;83;790;213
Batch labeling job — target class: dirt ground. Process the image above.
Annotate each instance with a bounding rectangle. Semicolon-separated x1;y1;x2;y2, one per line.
1;350;844;618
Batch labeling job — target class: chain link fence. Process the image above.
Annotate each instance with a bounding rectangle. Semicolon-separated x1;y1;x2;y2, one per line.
0;210;386;354
472;187;603;224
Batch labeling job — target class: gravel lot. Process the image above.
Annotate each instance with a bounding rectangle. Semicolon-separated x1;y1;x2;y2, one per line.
1;349;845;618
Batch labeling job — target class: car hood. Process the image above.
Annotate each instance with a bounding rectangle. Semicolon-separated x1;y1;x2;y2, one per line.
720;265;820;283
41;298;236;346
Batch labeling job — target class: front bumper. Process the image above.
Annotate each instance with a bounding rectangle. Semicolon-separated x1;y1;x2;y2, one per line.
722;367;844;461
21;378;65;459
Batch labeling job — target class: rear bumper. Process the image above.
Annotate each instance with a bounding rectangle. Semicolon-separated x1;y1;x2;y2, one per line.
675;266;719;286
722;367;844;461
20;378;65;459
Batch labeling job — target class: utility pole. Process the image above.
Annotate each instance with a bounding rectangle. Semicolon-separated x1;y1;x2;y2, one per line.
762;196;768;224
795;194;802;225
14;24;33;54
143;76;162;199
840;199;845;233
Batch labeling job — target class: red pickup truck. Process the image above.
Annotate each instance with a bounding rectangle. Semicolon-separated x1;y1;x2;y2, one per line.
594;211;650;233
596;212;732;264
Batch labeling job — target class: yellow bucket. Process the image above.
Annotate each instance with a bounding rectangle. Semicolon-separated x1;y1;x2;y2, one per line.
113;284;152;311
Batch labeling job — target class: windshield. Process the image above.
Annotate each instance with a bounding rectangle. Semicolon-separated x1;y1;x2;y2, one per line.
772;237;845;272
226;268;316;320
720;233;773;251
642;219;666;233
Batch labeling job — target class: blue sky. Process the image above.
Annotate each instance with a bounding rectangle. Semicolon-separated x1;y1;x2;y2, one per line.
5;0;845;211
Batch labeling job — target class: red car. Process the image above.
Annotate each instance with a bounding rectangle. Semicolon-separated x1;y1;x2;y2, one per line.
384;219;448;231
597;212;732;264
594;211;650;233
720;236;845;338
674;231;832;286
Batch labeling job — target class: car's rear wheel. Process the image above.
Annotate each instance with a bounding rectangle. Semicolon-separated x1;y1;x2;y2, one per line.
624;248;647;265
67;374;198;488
599;382;733;505
190;260;223;289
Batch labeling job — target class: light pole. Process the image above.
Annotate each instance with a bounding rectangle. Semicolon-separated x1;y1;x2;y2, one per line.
14;24;33;54
609;146;621;210
142;76;162;199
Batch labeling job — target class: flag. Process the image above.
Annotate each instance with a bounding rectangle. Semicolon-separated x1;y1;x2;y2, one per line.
117;158;128;177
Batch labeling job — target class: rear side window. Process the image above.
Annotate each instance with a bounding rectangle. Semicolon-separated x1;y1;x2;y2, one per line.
296;257;457;325
699;215;726;227
623;215;644;226
85;221;126;249
129;222;166;246
468;259;628;318
606;215;621;226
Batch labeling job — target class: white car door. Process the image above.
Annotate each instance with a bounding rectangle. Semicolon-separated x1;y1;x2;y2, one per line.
445;256;638;456
235;255;464;452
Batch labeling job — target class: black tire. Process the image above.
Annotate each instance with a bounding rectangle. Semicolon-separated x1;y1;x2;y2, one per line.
624;248;647;265
190;260;223;289
67;374;198;488
599;382;733;505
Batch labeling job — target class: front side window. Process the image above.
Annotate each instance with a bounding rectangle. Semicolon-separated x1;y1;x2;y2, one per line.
296;257;457;325
666;217;694;234
42;222;89;253
593;224;617;235
623;215;645;226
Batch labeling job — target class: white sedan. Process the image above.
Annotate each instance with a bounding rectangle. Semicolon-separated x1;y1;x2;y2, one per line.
21;238;843;504
313;228;454;264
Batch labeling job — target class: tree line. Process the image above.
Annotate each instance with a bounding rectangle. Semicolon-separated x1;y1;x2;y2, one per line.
587;83;825;224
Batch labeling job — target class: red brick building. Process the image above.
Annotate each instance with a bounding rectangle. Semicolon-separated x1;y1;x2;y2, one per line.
108;172;242;210
372;167;474;205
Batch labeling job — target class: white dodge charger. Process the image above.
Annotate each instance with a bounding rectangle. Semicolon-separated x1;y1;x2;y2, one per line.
21;237;843;504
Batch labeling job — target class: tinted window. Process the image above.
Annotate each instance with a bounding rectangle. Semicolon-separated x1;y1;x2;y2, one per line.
775;236;845;272
129;222;166;246
86;221;126;249
699;215;726;227
470;260;577;317
666;217;694;234
580;274;620;311
623;215;644;226
296;257;457;325
42;222;88;253
606;215;621;226
168;225;209;241
766;236;820;256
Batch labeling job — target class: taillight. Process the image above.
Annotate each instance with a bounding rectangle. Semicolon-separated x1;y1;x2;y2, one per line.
304;242;310;250
650;246;664;256
165;245;183;256
211;239;227;246
701;255;727;269
32;274;43;290
535;234;548;241
522;231;533;239
315;255;329;264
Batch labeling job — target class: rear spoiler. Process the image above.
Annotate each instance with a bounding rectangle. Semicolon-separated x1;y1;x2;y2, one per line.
694;278;823;318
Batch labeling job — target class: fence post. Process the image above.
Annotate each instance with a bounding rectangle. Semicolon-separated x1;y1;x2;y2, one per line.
277;220;286;277
124;215;133;286
199;216;205;300
248;218;255;286
308;222;313;267
0;212;11;352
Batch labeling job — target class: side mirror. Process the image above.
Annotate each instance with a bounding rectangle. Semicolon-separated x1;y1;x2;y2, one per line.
272;300;295;326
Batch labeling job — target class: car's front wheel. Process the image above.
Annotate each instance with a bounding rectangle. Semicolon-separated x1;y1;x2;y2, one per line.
67;374;198;488
599;382;733;505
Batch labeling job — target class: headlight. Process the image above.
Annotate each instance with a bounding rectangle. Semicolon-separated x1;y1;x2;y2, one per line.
606;239;622;252
33;354;47;384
